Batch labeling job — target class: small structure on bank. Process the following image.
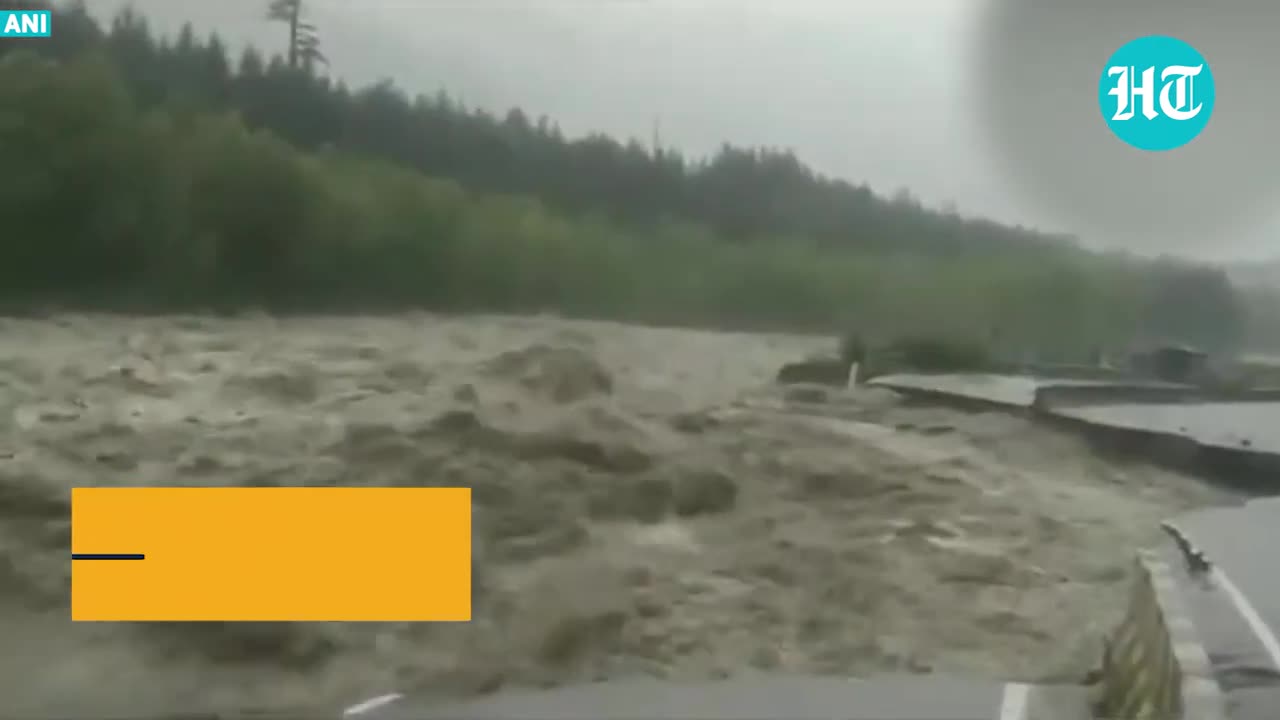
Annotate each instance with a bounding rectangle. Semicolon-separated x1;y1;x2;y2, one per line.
775;334;866;387
1131;343;1210;385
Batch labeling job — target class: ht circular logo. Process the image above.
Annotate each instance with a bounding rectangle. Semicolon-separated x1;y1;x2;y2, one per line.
1098;35;1215;152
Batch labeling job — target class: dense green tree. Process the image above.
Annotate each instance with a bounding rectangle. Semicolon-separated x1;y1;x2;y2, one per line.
1141;261;1245;350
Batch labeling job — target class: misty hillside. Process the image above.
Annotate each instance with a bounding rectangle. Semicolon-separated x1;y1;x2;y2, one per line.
1227;258;1280;289
75;1;1280;260
1;1;1274;353
9;1;1072;260
84;0;993;226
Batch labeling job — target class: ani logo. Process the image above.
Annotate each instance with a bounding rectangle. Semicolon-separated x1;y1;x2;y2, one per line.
0;10;50;38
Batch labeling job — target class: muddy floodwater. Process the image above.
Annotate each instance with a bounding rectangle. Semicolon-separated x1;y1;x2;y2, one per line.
0;313;1231;716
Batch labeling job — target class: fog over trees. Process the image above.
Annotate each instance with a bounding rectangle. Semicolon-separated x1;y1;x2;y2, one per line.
1;1;1272;353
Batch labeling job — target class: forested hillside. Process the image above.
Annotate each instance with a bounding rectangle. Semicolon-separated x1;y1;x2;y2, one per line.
0;1;1260;353
9;1;1075;258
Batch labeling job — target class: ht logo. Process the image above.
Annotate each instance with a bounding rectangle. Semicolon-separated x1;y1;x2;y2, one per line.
1098;35;1216;152
1107;65;1204;121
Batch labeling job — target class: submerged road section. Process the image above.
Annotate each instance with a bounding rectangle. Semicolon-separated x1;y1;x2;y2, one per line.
867;372;1280;491
1051;402;1280;455
343;675;1092;720
867;373;1192;411
343;499;1280;720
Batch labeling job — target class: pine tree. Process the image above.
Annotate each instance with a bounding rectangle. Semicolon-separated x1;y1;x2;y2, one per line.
265;0;325;72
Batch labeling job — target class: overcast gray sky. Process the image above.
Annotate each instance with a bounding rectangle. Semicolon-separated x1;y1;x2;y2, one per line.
89;0;1279;261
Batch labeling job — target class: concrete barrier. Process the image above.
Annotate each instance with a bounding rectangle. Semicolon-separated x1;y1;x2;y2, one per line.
1094;557;1184;719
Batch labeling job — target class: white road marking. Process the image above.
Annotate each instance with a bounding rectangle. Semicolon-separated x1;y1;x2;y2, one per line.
999;682;1029;720
1211;566;1280;671
1163;520;1280;672
342;693;404;716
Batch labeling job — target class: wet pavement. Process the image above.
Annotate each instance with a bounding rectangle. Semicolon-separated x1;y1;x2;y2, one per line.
1164;498;1280;719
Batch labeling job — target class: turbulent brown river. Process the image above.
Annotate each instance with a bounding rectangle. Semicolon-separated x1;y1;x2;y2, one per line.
0;313;1231;715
